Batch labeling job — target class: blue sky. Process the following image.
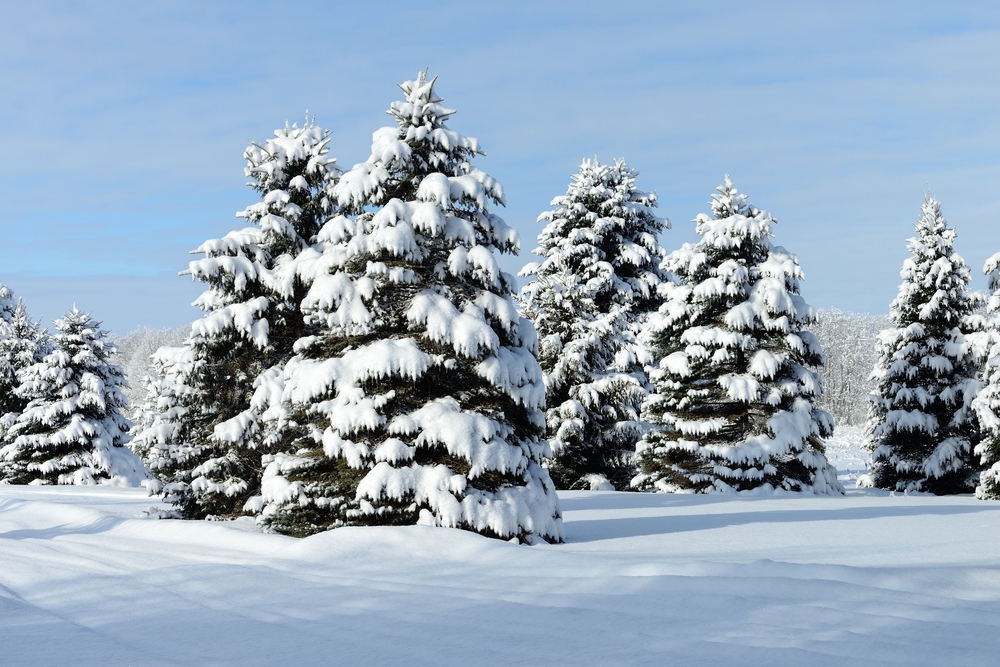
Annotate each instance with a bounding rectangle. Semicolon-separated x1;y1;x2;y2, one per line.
2;1;999;334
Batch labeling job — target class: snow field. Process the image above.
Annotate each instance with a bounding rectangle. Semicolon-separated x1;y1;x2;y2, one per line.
3;476;1000;666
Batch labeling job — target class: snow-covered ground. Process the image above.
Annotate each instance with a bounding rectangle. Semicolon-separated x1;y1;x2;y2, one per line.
4;431;1000;666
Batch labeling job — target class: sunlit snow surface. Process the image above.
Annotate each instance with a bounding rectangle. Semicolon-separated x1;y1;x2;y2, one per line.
3;431;1000;666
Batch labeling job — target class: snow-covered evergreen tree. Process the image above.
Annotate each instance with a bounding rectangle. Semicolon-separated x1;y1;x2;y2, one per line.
519;157;669;490
0;284;16;325
0;284;21;416
0;294;51;418
0;307;143;485
633;177;841;494
0;289;52;463
250;71;563;543
970;253;1000;499
863;196;982;494
132;118;339;517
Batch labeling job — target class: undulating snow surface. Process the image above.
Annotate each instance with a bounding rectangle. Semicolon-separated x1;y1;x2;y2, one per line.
3;440;999;667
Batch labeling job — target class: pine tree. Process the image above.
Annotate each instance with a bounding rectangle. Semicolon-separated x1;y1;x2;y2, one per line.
633;177;841;494
132;117;339;517
864;196;982;494
519;157;669;490
970;253;1000;499
0;284;20;415
0;307;143;485
0;294;51;417
250;71;563;543
0;292;52;472
0;284;17;325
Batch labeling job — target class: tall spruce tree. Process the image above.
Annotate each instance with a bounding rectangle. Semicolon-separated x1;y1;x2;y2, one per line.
970;253;1000;499
249;71;563;543
864;196;982;494
0;293;51;418
0;284;20;415
132;118;339;517
0;293;52;468
0;307;143;485
519;157;669;490
633;177;841;494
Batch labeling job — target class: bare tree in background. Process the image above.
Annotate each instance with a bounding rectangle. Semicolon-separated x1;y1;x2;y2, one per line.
812;309;888;426
110;325;191;411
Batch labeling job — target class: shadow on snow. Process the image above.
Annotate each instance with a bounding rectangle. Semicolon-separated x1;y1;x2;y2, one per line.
563;502;998;543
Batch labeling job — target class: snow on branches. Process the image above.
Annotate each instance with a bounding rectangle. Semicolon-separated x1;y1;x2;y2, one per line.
811;309;889;426
633;177;841;495
133;117;340;518
520;157;669;490
250;71;563;543
971;253;1000;499
0;307;143;486
863;196;982;494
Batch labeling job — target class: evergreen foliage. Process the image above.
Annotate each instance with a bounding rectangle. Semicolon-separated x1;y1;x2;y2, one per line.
251;71;563;543
0;284;16;325
519;157;669;490
0;292;51;418
132;118;339;517
0;307;143;485
972;253;1000;499
864;196;982;494
0;284;21;418
633;177;841;494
